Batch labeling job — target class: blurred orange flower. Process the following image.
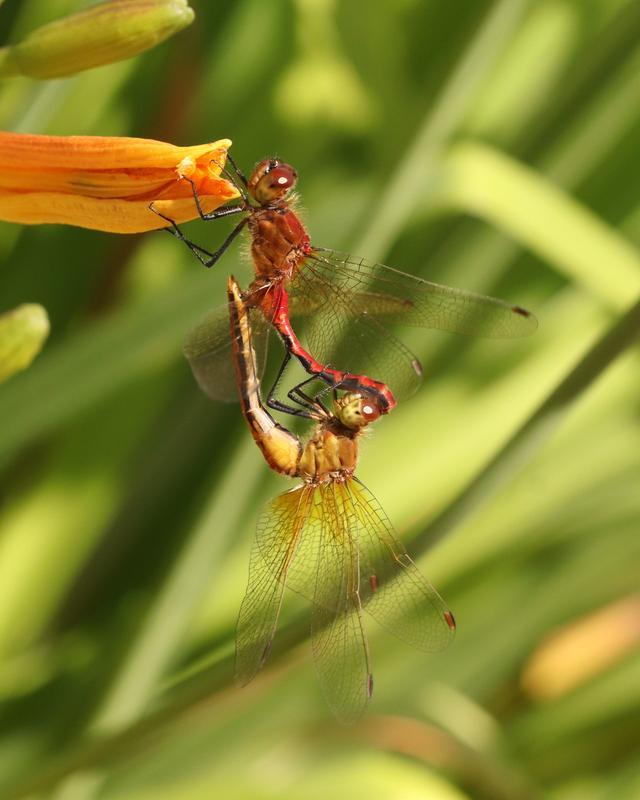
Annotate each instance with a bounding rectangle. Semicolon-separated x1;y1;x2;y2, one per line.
0;132;238;233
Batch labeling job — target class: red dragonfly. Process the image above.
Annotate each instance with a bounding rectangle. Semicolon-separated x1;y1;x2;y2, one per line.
227;274;455;722
155;155;537;411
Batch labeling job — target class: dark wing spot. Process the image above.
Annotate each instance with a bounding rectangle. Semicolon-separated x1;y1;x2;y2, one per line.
512;305;531;318
369;574;379;593
367;673;374;698
443;610;456;631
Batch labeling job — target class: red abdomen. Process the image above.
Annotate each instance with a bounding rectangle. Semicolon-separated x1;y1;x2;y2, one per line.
249;207;310;280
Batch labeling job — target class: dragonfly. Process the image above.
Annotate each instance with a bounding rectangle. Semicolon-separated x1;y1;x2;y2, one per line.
154;155;537;413
227;274;456;723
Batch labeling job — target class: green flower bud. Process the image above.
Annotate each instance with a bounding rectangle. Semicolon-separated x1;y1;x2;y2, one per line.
0;304;50;382
0;0;194;80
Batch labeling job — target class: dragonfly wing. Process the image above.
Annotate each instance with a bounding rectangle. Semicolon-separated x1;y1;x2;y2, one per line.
235;485;313;686
346;478;455;653
287;264;423;401
294;248;537;336
311;598;372;724
238;482;373;721
310;482;372;723
183;303;268;403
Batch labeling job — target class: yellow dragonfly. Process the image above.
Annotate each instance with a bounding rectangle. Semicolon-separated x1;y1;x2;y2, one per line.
227;275;455;722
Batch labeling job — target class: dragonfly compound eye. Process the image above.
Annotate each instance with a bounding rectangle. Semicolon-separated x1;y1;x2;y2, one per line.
249;160;298;205
337;393;381;429
360;400;381;423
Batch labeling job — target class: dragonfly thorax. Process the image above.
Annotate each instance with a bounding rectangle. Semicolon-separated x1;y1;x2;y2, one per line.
298;428;359;483
248;207;310;281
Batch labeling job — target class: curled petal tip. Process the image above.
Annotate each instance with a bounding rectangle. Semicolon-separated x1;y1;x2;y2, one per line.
176;156;197;179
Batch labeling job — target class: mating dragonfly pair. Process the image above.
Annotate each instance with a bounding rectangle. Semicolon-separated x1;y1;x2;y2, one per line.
156;154;536;722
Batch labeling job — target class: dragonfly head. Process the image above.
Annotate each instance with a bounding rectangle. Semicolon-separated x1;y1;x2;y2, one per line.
334;393;382;430
248;158;298;205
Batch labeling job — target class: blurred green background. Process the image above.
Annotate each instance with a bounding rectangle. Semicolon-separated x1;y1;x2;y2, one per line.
1;1;639;798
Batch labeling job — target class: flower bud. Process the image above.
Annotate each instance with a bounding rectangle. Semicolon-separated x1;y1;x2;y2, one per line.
0;0;194;80
0;305;50;383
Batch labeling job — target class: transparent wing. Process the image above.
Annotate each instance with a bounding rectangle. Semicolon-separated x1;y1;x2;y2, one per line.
347;478;455;652
310;483;372;723
285;248;536;400
287;266;422;401
251;475;454;653
301;249;537;336
252;483;350;604
247;482;373;721
183;302;269;403
241;475;454;718
235;485;313;686
306;303;423;402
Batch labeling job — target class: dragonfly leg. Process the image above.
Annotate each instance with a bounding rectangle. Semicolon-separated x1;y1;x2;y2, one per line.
212;153;250;202
226;153;249;186
266;397;315;419
150;203;248;268
183;174;249;221
265;351;317;419
149;204;218;265
210;159;249;204
196;217;249;268
288;375;330;417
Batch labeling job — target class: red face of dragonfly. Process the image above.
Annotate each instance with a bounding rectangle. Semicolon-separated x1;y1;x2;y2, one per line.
247;158;298;206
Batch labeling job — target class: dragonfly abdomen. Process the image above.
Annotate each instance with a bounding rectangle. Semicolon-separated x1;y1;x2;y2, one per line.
248;420;301;477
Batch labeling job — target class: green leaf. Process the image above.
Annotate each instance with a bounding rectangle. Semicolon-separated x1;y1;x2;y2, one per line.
433;141;640;309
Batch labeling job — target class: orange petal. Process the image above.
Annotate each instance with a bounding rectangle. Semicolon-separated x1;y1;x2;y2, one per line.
0;132;232;170
0;132;238;232
0;187;236;233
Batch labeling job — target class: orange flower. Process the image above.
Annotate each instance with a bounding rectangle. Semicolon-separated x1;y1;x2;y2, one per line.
0;132;238;233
